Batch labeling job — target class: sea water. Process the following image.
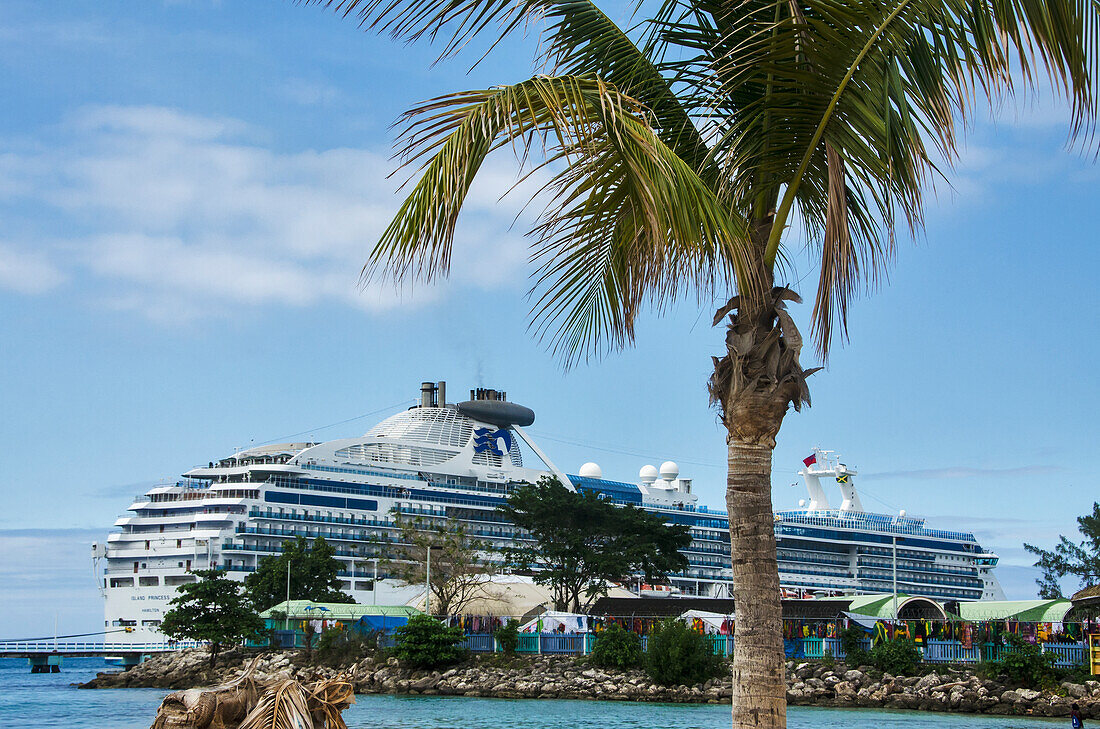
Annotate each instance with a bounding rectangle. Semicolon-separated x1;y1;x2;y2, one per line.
0;656;1066;729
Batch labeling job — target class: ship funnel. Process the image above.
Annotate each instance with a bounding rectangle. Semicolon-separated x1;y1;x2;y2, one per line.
835;463;863;512
420;381;443;408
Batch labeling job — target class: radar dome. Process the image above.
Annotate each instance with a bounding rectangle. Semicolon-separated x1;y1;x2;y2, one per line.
899;509;907;518
659;461;679;482
639;465;659;484
579;462;603;479
798;499;806;508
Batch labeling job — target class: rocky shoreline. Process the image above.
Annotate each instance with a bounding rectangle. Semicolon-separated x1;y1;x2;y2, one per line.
81;648;1100;717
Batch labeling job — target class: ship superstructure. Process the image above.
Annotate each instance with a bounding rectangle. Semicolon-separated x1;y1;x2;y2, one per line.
97;382;1003;642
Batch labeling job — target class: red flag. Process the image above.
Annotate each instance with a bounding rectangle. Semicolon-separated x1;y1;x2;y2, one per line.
803;454;817;467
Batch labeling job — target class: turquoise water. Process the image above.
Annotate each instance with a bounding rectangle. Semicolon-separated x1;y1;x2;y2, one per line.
0;656;1065;729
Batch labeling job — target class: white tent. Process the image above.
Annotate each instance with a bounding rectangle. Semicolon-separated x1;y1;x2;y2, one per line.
679;609;734;635
519;611;592;633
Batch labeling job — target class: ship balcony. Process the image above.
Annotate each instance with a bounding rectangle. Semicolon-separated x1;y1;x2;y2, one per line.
777;554;850;568
856;557;979;576
104;563;205;575
858;572;984;590
221;541;385;562
248;509;392;528
779;565;852;579
106;545;197;559
234;524;394;543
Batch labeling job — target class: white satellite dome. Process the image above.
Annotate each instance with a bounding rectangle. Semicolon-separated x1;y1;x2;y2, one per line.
639;465;659;484
899;509;907;518
579;462;603;479
798;499;806;508
659;461;679;482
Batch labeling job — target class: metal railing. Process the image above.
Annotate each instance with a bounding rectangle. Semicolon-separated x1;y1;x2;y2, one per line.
0;640;204;654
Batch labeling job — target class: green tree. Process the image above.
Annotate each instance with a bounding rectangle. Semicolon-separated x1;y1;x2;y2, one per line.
500;476;689;611
382;512;495;616
392;614;468;669
870;637;922;676
495;619;520;655
645;619;724;686
244;536;353;610
304;0;1099;725
1025;503;1100;599
159;569;265;668
590;624;644;669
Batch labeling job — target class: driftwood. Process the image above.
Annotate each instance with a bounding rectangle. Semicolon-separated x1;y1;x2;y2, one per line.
149;658;355;729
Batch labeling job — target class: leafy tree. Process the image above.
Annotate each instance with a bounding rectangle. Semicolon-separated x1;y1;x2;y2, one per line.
839;626;871;668
500;476;689;611
244;536;353;610
645;619;724;686
1025;503;1100;598
870;638;922;676
991;634;1057;688
159;569;265;668
495;619;520;655
392;614;467;669
590;625;643;669
304;0;1100;724
382;512;495;616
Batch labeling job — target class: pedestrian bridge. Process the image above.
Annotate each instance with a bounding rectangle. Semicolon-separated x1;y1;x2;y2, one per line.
0;640;202;672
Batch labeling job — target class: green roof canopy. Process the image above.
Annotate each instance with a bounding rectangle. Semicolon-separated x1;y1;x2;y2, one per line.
957;599;1072;622
258;600;422;621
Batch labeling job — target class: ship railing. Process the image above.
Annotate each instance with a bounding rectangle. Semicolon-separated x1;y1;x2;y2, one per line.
774;510;977;543
856;558;979;577
0;640;205;653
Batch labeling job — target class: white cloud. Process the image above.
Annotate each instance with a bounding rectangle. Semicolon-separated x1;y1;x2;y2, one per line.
0;243;66;294
0;105;538;321
280;78;344;107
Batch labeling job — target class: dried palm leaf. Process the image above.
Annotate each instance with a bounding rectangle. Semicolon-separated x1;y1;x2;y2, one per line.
150;656;266;729
305;679;356;729
237;680;313;729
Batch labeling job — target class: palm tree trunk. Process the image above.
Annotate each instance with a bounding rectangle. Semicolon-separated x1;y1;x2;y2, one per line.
726;433;785;729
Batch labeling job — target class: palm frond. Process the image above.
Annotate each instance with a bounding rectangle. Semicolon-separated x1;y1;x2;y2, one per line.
369;74;751;363
701;0;1100;355
238;680;313;729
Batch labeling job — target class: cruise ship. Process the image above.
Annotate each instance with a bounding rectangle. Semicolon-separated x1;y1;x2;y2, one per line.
95;381;1003;642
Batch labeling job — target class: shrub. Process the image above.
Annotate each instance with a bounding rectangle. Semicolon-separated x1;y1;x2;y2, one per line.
839;627;871;668
871;638;922;676
994;634;1056;688
316;628;377;666
495;619;520;656
590;625;643;669
393;614;467;669
645;619;724;686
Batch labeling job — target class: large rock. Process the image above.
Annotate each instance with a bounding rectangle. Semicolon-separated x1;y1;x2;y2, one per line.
915;672;941;693
1063;682;1088;699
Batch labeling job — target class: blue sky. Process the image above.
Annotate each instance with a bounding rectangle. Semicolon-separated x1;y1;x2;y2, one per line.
0;0;1097;637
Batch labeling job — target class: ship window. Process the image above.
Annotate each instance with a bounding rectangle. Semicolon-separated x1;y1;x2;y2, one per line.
166;575;197;586
110;577;134;588
139;576;159;587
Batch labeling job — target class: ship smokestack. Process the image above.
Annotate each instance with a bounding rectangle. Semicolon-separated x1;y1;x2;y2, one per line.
420;381;440;408
437;381;446;407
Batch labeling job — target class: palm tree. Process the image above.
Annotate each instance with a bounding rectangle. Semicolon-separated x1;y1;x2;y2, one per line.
305;0;1097;726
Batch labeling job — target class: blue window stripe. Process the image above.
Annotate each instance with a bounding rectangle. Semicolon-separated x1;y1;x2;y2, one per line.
264;491;377;512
